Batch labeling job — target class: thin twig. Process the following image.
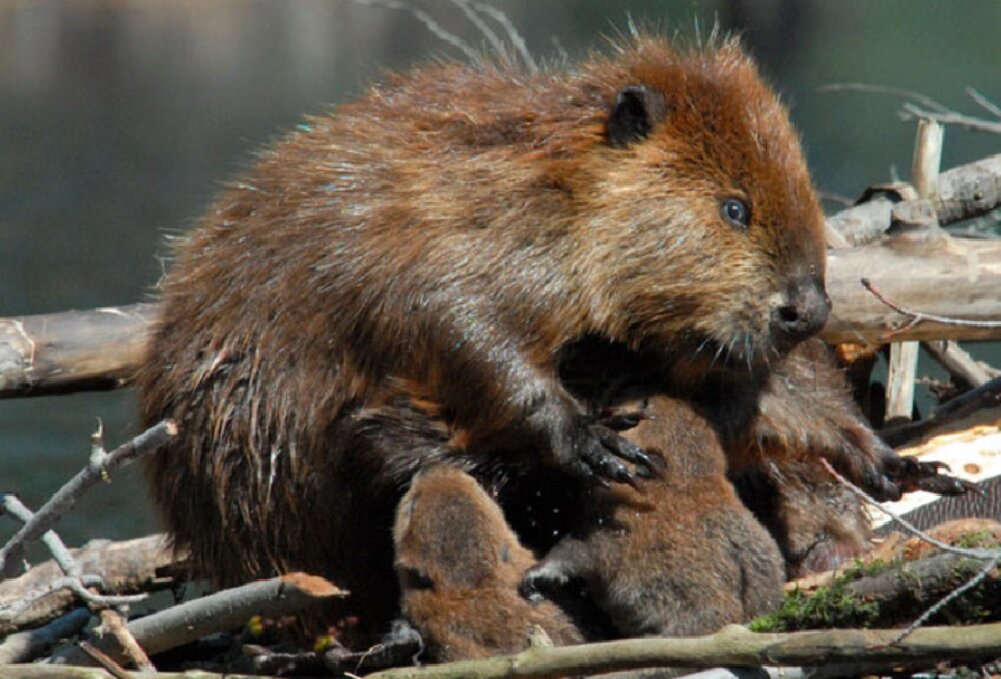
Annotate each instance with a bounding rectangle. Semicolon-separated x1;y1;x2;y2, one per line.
79;641;137;679
0;420;178;578
967;86;1001;119
818;83;952;114
818;459;995;560
1;495;79;576
350;0;484;65
820;82;1001;135
821;458;1001;644
888;554;1001;645
900;103;1001;135
0;497;147;618
861;278;1001;335
100;609;155;672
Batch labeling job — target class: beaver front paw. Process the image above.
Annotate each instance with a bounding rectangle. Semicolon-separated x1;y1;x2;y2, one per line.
881;455;978;496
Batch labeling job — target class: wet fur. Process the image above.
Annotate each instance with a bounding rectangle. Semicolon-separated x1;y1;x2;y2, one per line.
394;465;582;661
139;36;888;631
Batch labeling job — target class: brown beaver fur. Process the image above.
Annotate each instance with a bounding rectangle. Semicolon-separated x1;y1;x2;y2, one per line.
138;36;938;635
521;394;785;638
393;464;583;661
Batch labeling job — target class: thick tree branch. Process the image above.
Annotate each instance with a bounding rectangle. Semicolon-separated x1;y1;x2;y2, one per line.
361;622;1001;679
48;573;346;668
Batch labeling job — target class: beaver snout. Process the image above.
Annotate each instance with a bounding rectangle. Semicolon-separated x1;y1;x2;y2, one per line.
770;279;830;345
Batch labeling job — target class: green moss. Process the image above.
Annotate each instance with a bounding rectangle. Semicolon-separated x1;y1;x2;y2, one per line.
955;530;999;550
749;562;882;632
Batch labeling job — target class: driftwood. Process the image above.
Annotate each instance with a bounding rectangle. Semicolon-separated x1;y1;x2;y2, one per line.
0;534;185;635
0;303;157;397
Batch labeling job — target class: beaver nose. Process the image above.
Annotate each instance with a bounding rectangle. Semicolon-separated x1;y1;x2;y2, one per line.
771;278;830;342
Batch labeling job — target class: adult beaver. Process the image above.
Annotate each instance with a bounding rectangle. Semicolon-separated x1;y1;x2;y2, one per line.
138;36;937;633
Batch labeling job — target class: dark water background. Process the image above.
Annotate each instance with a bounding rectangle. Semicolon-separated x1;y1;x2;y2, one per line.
1;0;999;551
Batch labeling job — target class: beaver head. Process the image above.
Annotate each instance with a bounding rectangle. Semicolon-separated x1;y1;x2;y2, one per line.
572;38;828;373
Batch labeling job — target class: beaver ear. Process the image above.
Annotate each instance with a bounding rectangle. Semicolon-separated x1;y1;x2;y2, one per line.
608;85;668;148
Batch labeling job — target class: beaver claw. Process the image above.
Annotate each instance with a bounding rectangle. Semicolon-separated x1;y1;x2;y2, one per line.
881;455;974;497
563;412;663;488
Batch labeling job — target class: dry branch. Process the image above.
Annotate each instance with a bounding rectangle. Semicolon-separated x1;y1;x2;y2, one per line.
48;573;346;668
361;622;1001;679
0;421;177;579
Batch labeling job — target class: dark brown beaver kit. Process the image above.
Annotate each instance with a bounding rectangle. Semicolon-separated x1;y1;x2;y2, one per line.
521;394;786;638
139;35;943;634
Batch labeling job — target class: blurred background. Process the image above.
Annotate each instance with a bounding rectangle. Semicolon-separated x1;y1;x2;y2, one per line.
1;0;999;547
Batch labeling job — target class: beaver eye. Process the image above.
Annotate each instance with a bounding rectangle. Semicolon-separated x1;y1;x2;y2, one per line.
721;198;750;229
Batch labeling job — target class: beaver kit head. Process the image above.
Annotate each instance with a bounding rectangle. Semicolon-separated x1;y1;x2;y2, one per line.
139;34;831;633
576;38;828;371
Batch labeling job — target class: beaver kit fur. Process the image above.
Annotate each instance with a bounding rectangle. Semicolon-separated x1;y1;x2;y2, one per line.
139;36;952;637
521;393;786;639
394;464;583;660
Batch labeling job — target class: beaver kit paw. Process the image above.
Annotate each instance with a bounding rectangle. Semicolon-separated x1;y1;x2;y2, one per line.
519;559;574;604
